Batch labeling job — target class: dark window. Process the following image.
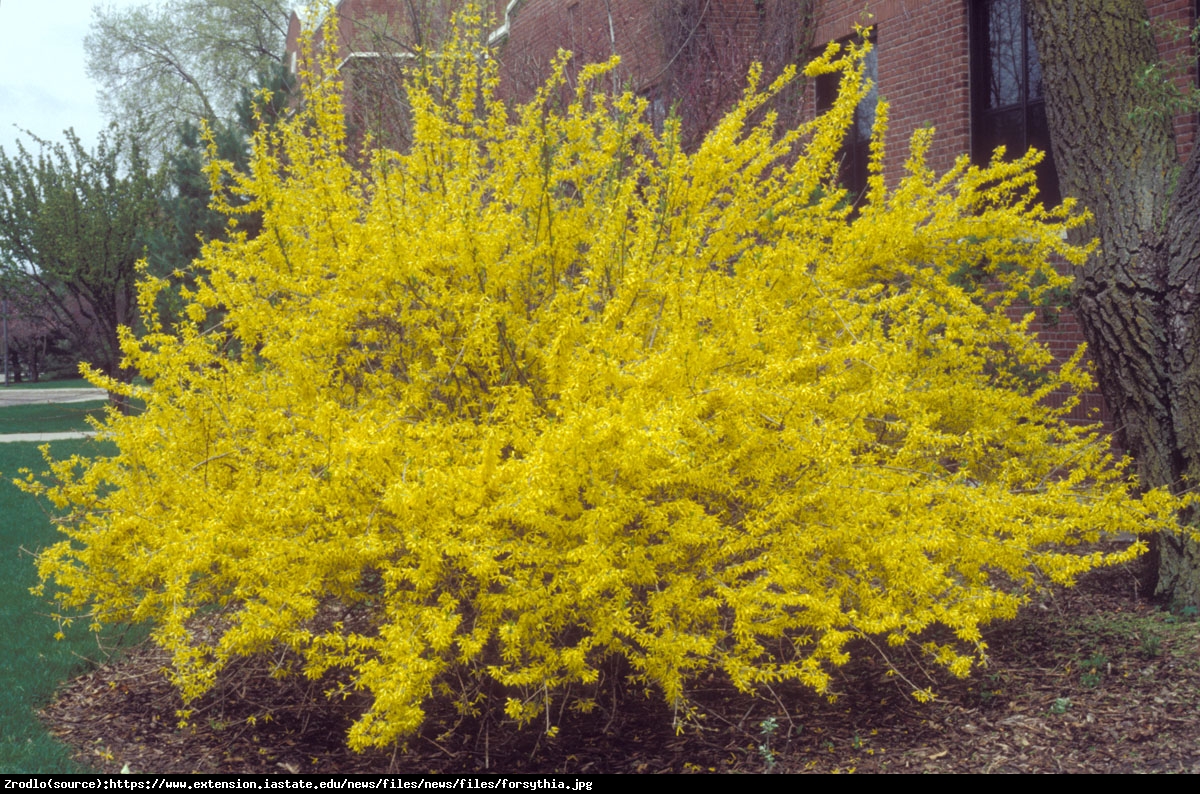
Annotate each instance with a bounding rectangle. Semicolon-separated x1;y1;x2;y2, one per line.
971;0;1060;204
816;34;878;205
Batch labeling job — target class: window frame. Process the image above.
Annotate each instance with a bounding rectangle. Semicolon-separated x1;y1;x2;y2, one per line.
814;31;878;207
969;0;1061;205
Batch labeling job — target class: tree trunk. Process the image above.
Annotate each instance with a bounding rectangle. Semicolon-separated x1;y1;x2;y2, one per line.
1027;0;1200;605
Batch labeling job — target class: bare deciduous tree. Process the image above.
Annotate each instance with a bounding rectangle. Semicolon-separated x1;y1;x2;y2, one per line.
86;0;290;155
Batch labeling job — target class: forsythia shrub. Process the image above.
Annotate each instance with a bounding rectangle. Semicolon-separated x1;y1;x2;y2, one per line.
28;24;1182;750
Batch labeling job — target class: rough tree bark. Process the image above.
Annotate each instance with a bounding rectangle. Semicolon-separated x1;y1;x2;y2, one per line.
1027;0;1200;605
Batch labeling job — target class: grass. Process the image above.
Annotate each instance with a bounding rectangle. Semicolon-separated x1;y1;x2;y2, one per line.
0;403;142;773
0;378;93;391
0;402;109;435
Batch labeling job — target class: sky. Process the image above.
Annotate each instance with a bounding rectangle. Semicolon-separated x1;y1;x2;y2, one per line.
0;0;151;158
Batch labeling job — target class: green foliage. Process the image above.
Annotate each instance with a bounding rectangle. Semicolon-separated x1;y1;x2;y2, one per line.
1079;653;1107;687
0;129;162;381
1139;632;1162;658
145;64;294;324
1129;17;1200;128
758;717;780;769
27;22;1187;751
1164;603;1199;623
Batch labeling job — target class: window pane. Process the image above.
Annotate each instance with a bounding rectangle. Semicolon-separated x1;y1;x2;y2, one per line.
815;71;838;112
1025;102;1061;203
855;46;878;143
986;0;1023;109
812;33;878;204
1026;24;1044;101
980;107;1024;158
847;138;871;198
972;0;1061;204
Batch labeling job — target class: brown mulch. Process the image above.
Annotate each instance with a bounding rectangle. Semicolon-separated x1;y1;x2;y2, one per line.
41;564;1200;774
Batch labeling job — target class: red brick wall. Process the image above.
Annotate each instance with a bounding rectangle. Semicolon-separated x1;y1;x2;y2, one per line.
812;1;971;184
285;0;1197;166
810;0;1196;181
287;1;816;137
1146;0;1199;161
284;0;481;152
806;0;1199;431
493;0;667;103
494;0;812;146
285;0;483;59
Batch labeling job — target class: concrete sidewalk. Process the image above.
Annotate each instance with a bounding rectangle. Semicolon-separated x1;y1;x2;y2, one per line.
0;431;98;443
0;386;109;442
0;387;107;408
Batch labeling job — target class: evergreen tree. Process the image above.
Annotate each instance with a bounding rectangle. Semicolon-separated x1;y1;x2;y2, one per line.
146;64;294;321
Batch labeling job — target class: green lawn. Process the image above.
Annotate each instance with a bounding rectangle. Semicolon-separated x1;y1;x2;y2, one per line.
0;378;93;391
0;402;109;435
0;411;142;771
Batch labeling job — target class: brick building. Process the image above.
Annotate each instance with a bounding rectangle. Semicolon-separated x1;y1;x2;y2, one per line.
285;1;810;149
802;0;1195;426
285;0;1199;427
286;1;1197;173
488;1;812;146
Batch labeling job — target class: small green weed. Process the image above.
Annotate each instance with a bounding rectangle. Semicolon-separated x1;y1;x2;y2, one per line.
1079;654;1108;688
1139;632;1163;659
758;717;779;769
979;672;1004;703
1050;697;1071;715
1164;603;1199;624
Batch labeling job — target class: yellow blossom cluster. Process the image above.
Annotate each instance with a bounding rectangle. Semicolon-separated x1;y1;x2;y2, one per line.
28;24;1180;750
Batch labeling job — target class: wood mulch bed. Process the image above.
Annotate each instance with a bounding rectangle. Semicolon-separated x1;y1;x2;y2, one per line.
40;564;1200;774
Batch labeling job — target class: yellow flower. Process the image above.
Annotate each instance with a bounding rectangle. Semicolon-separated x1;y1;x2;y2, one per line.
27;12;1182;752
